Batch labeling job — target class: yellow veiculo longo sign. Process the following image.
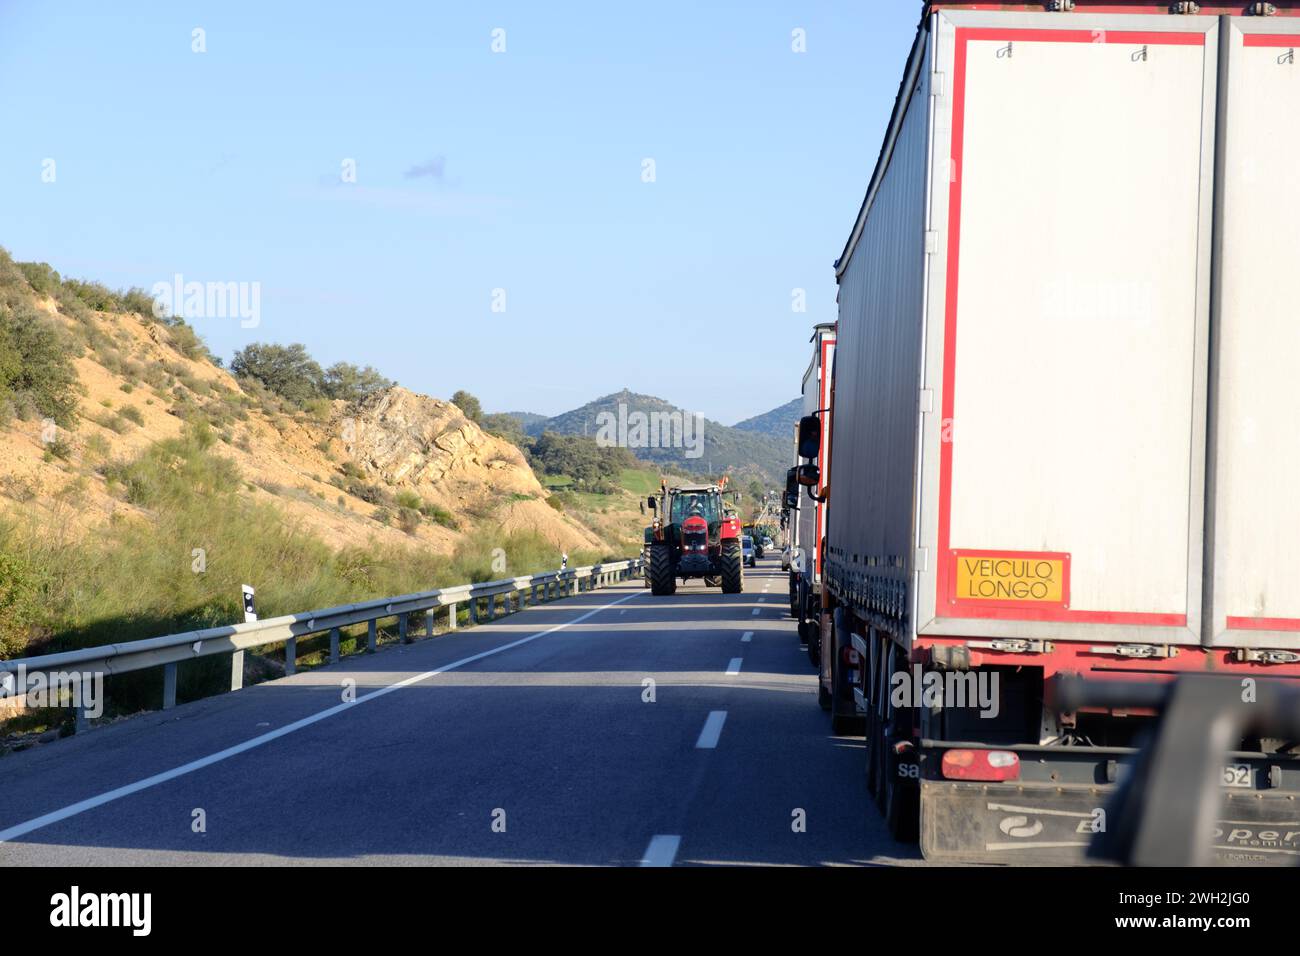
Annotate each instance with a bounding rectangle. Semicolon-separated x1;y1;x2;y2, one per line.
953;551;1069;606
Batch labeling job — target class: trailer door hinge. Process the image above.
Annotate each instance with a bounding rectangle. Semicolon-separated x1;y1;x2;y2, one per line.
1235;647;1300;665
918;387;934;414
914;546;929;573
1089;643;1177;659
1048;0;1076;11
931;71;945;98
967;639;1052;654
1170;1;1201;14
924;230;939;255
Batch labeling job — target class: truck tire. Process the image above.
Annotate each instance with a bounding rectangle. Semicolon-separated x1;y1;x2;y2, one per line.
818;682;832;711
720;542;744;594
649;544;676;596
830;611;865;736
884;763;920;843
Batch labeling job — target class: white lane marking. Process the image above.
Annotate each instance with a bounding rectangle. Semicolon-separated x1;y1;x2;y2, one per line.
640;834;682;867
695;710;727;749
725;657;743;675
751;608;760;616
756;597;765;603
0;590;647;846
741;631;753;643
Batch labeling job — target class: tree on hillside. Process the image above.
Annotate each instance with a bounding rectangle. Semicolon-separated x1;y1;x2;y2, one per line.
481;412;527;447
450;390;483;423
230;342;326;408
529;431;637;488
323;362;393;403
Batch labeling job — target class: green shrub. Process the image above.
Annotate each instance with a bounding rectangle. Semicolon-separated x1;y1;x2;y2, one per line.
0;302;80;426
119;405;145;426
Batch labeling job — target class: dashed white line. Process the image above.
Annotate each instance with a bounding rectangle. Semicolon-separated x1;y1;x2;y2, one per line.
695;710;728;749
741;631;753;643
640;834;682;867
751;608;761;616
0;590;648;846
726;657;743;675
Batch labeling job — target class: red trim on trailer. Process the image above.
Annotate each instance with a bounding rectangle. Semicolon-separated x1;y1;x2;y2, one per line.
1228;616;1300;632
914;635;1300;680
935;25;1204;627
1243;34;1300;47
960;27;1206;45
814;335;835;580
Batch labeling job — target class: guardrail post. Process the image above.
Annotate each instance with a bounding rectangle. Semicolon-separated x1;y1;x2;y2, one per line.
285;637;297;676
399;614;409;645
469;599;479;626
163;662;178;709
329;627;340;663
230;651;244;691
425;610;435;639
447;602;458;630
72;676;92;738
367;619;378;653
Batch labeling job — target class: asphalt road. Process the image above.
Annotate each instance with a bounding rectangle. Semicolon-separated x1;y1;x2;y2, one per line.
0;560;921;866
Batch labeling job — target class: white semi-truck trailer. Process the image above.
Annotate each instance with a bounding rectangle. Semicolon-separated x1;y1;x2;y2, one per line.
810;0;1300;863
792;324;836;666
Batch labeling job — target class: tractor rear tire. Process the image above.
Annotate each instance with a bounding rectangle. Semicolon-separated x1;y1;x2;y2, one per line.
720;542;744;594
649;545;677;596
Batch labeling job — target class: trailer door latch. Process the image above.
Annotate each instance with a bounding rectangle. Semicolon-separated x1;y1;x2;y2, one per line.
967;639;1051;655
1234;648;1300;665
1089;643;1176;659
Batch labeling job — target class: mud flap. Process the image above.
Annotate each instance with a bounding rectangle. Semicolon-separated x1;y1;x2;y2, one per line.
920;780;1300;866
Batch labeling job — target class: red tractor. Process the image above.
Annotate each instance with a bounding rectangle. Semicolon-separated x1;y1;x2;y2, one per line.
643;480;745;595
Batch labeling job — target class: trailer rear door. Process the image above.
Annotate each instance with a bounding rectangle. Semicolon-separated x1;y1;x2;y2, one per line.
920;12;1218;645
1207;19;1300;649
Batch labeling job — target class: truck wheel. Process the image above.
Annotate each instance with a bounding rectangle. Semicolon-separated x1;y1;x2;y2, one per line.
649;544;676;596
818;682;832;711
720;542;744;594
883;765;920;843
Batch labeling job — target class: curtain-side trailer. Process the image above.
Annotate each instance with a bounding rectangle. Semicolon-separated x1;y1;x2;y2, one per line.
816;0;1300;863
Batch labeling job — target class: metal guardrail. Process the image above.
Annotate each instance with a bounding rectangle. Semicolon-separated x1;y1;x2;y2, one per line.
0;559;643;729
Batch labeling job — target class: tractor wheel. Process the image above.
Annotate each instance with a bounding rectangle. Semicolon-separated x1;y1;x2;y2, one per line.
649;544;677;596
720;542;744;594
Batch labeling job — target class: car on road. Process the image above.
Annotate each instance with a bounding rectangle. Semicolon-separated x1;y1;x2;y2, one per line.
760;536;774;552
742;535;756;567
780;547;791;571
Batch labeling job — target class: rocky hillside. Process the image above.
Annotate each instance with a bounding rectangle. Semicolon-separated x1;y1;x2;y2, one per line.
0;253;609;559
520;389;791;487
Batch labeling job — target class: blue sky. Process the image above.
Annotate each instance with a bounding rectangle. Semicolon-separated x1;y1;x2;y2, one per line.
0;1;920;423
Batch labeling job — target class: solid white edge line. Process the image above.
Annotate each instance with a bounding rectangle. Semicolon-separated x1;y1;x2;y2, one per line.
0;589;647;845
694;710;727;749
639;834;682;867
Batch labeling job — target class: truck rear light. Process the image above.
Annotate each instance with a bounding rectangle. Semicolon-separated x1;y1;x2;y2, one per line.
941;749;1020;782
